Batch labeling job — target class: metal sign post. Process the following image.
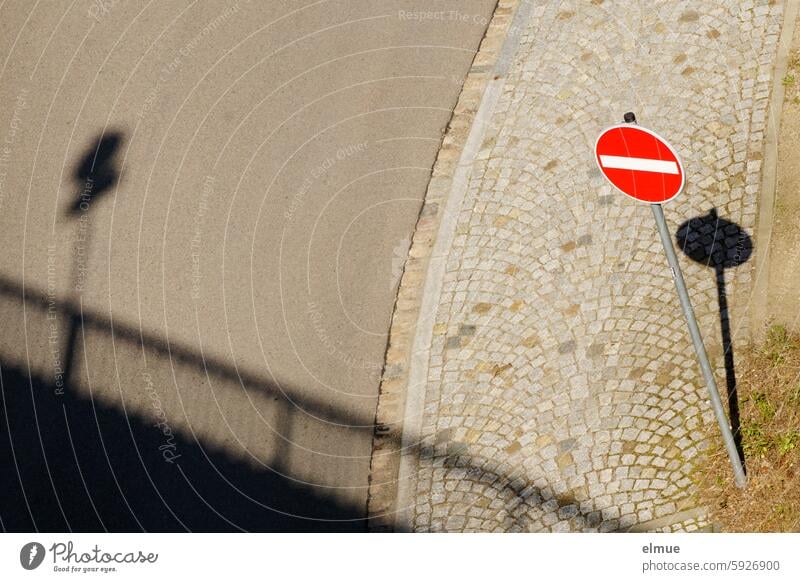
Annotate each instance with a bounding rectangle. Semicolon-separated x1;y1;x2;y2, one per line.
650;201;747;489
594;112;747;488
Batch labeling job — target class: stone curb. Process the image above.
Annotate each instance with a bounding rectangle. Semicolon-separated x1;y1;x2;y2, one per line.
365;0;522;532
751;0;800;340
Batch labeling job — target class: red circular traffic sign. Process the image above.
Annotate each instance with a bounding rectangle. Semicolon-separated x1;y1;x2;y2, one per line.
594;124;684;204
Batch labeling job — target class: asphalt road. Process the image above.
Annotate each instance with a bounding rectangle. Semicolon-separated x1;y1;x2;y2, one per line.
0;0;495;530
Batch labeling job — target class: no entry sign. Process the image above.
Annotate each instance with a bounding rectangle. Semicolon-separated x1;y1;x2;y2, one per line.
594;124;684;203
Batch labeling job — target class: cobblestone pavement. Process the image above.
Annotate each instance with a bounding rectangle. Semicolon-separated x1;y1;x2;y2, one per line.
383;0;788;532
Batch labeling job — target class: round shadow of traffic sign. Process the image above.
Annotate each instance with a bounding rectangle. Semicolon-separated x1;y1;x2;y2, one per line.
675;208;752;269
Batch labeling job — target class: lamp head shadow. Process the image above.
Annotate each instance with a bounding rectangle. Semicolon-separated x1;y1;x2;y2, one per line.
68;131;125;216
675;208;752;270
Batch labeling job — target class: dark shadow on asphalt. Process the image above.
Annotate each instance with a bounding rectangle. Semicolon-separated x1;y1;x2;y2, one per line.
0;359;364;532
0;267;652;533
0;264;608;532
68;132;124;216
676;208;753;473
63;133;126;398
0;132;367;532
0;133;621;533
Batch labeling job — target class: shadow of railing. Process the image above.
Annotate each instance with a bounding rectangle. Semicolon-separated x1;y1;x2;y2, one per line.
0;127;674;532
1;132;387;532
0;270;625;532
0;360;364;532
0;273;372;532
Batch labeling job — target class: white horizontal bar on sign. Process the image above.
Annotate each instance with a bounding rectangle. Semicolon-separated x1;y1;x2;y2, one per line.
599;154;679;174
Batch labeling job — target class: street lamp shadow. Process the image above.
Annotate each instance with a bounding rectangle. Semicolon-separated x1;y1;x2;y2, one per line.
675;208;753;471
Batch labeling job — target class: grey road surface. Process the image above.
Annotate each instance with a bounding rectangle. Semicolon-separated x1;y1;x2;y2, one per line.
0;0;495;531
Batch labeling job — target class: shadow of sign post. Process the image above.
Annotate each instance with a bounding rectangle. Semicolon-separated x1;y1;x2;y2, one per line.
676;208;753;474
61;132;124;390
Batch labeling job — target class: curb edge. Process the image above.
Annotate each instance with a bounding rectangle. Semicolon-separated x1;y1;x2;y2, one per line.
365;0;524;532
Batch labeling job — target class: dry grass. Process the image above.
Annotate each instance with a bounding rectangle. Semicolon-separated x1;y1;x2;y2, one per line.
787;49;800;105
694;326;800;532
